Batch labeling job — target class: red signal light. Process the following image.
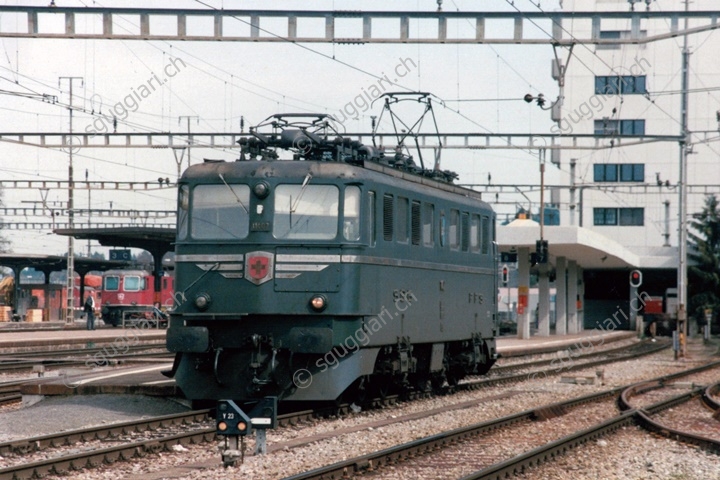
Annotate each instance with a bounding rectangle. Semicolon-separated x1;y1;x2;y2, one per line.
629;270;642;287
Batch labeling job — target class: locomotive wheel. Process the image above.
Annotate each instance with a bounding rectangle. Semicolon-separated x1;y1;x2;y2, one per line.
475;343;495;376
370;374;393;401
430;372;450;394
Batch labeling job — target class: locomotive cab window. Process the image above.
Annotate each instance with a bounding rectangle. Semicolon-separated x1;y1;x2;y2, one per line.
103;276;119;291
177;185;189;240
273;184;339;240
191;184;250;240
343;186;361;241
368;191;376;246
123;276;143;292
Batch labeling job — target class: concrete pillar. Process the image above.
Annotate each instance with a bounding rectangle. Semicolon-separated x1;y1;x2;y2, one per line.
555;256;567;335
567;260;578;334
577;266;584;330
538;264;550;336
517;246;531;339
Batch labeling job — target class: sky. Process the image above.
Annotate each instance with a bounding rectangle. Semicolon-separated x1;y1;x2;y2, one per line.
0;0;567;255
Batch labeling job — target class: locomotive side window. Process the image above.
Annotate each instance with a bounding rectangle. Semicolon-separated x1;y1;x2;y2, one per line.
177;185;189;240
368;191;376;246
449;209;460;249
470;214;480;253
273;185;339;240
461;212;470;251
481;215;491;254
422;203;434;247
410;200;420;245
397;197;409;243
343;186;361;241
191;184;250;239
104;276;119;291
382;194;393;241
124;276;142;292
439;212;446;247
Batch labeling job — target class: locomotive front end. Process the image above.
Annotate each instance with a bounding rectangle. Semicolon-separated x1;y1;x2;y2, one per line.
167;160;373;404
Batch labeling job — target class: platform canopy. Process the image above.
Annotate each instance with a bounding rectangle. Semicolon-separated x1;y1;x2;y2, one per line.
0;253;128;276
54;227;175;255
497;219;677;270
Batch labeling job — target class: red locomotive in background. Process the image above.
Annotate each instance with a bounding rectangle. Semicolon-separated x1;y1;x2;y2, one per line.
100;269;174;327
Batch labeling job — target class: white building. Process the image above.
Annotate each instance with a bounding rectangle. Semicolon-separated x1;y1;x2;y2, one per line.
558;0;719;259
498;0;719;335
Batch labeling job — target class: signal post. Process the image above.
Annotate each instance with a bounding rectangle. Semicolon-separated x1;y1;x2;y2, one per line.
629;270;642;332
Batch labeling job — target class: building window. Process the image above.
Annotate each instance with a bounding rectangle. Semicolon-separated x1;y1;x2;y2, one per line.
594;119;645;136
595;75;647;95
619;208;644;226
594;164;618;182
594;208;644;226
594;208;617;226
620;164;644;182
594;163;644;182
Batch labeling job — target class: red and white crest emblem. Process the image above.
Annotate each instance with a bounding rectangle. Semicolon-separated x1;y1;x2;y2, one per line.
245;251;274;285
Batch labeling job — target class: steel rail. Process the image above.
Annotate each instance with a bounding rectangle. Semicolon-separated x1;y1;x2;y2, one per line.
283;360;720;480
0;341;687;478
701;383;720;411
0;428;217;480
489;339;655;376
468;340;670;389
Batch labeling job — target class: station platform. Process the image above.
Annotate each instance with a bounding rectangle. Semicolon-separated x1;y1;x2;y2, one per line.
17;330;637;400
0;325;166;354
496;330;636;357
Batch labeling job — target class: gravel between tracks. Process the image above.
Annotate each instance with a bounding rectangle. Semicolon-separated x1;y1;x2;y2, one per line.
4;338;718;480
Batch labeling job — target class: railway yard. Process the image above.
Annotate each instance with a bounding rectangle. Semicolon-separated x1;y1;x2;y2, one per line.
0;327;717;480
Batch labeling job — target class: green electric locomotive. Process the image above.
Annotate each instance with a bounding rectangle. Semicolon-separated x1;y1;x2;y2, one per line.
166;114;498;406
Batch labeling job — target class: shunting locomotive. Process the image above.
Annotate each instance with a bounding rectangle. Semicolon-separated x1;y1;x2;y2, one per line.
165;113;499;409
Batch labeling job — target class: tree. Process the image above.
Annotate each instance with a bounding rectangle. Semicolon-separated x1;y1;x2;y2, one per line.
688;195;720;332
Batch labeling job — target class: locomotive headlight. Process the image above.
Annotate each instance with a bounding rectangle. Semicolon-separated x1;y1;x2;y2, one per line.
194;293;211;310
253;181;270;199
309;294;327;312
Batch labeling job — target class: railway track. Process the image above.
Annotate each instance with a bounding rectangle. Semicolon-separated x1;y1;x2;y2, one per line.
619;372;720;454
462;338;669;390
282;360;720;480
0;345;171;374
0;339;681;478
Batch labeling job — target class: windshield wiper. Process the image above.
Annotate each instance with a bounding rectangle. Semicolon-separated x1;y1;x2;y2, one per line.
218;173;248;214
290;173;313;213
